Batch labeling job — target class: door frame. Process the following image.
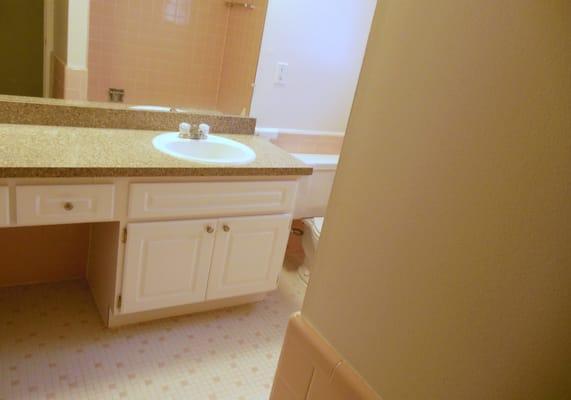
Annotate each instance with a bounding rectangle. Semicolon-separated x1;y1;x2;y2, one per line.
43;0;54;98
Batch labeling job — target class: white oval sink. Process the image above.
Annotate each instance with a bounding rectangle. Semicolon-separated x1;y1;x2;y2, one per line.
129;105;181;112
153;132;256;165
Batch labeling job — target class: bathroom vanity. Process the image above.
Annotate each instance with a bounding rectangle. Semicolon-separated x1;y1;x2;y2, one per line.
0;124;312;327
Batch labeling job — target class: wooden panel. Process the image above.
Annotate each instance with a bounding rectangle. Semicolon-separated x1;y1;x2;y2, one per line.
207;214;291;300
128;181;297;220
16;184;115;226
121;219;217;314
87;222;120;326
0;224;90;287
0;186;8;226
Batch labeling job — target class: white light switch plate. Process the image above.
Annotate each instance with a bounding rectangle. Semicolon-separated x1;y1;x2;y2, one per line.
275;62;289;85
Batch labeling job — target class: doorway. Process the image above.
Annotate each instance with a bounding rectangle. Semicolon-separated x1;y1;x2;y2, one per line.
0;0;44;97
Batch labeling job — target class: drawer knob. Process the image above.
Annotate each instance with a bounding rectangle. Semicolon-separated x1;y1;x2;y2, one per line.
206;226;214;234
223;224;230;232
63;202;74;211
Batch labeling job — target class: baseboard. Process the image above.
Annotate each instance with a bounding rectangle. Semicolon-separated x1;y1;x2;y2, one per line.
107;293;267;328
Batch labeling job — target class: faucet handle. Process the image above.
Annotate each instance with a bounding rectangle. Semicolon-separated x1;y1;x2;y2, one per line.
198;123;210;138
179;122;191;138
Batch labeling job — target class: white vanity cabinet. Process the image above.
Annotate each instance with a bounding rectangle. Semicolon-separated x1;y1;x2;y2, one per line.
120;219;218;313
121;214;291;313
117;180;297;317
1;178;299;326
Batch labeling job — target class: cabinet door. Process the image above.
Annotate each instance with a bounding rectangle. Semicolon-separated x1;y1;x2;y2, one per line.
207;214;291;300
121;219;217;313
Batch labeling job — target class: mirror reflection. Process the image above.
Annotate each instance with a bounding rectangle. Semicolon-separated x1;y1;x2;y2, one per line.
0;0;267;116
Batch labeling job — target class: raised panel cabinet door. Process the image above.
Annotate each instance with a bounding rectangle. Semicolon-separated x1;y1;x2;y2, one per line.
121;219;217;314
207;214;292;301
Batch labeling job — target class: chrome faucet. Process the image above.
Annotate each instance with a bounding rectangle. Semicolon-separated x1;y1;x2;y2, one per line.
178;122;210;140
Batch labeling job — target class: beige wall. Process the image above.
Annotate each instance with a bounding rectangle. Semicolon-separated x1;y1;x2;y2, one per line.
302;1;571;399
251;0;376;133
0;0;44;97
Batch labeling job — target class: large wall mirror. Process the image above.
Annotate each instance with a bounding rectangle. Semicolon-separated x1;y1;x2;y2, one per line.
0;0;267;116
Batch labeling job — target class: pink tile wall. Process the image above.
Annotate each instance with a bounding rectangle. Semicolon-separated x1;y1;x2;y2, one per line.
88;0;230;110
64;68;88;101
217;0;268;115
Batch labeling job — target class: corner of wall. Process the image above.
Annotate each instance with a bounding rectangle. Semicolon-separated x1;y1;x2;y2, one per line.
270;313;382;400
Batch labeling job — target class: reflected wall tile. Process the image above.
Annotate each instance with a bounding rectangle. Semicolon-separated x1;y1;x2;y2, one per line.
217;0;268;115
88;0;224;110
88;0;259;113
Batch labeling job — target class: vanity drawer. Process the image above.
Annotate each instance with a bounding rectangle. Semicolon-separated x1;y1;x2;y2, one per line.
0;187;9;226
128;181;298;220
16;184;115;226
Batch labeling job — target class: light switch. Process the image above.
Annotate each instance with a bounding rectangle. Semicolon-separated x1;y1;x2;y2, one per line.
275;62;289;85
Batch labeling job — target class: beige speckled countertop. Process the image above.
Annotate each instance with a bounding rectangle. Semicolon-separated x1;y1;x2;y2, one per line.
0;94;222;115
0;95;255;134
0;124;312;178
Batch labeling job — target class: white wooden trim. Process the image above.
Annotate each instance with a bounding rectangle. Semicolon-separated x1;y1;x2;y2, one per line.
43;0;54;98
0;187;9;226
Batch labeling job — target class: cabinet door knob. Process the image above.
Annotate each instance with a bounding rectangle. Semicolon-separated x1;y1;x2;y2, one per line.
223;225;230;232
63;202;74;211
206;226;214;234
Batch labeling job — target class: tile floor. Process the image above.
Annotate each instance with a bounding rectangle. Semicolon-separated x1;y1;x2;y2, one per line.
0;267;306;400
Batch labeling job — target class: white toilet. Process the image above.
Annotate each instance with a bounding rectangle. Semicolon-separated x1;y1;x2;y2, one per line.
292;153;339;284
298;216;324;284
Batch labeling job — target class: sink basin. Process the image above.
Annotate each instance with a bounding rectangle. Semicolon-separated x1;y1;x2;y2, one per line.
129;105;181;112
153;132;256;165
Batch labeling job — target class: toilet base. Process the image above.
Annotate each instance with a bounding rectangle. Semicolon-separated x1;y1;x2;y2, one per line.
298;265;311;285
